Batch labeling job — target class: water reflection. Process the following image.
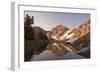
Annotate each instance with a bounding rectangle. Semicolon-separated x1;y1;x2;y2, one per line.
31;41;84;61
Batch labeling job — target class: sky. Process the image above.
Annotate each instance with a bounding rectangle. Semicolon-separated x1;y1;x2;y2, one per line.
25;11;90;31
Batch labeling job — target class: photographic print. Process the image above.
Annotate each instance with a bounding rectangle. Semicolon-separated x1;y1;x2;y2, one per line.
24;11;90;62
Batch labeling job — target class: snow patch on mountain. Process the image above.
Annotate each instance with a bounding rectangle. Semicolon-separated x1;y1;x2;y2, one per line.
51;31;62;40
60;29;74;40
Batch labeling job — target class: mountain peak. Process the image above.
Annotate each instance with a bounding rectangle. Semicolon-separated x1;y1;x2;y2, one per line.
55;24;69;30
74;19;90;38
51;24;69;32
49;24;69;40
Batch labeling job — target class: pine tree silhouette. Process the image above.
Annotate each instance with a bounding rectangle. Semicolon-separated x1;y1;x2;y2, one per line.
24;14;33;26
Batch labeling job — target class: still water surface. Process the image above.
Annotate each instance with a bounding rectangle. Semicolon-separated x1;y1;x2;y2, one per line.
31;42;84;61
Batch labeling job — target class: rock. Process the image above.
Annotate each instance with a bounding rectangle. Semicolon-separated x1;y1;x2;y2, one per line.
49;24;69;40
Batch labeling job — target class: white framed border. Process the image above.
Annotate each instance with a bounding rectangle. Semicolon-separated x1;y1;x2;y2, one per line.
11;2;97;71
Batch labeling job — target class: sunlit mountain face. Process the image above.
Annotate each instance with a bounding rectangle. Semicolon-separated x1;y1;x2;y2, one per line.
24;14;90;61
49;20;90;41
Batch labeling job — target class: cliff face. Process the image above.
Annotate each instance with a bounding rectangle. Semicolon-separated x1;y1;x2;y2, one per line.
74;20;90;38
49;24;69;40
48;20;90;41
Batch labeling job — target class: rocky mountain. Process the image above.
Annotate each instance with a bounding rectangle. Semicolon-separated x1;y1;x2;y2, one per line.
61;20;90;41
73;20;90;38
48;20;90;41
53;20;90;41
61;20;90;40
48;24;69;40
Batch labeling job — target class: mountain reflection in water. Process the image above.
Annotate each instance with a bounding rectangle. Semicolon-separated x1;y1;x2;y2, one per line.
31;42;84;61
